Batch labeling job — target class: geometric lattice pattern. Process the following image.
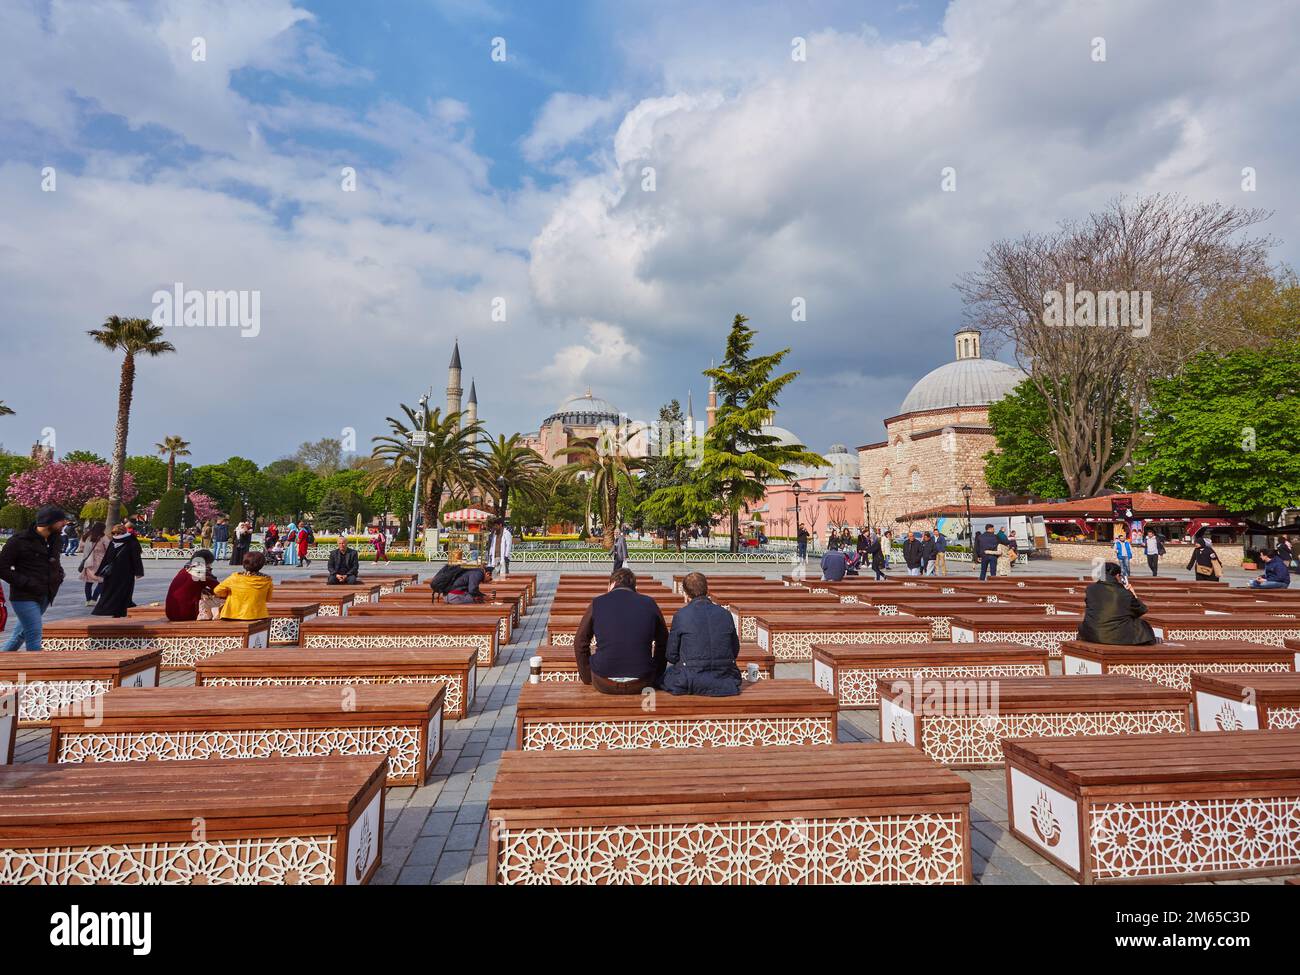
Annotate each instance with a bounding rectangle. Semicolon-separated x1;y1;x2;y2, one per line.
0;836;338;884
317;605;342;616
521;716;834;751
918;709;1188;766
304;632;494;665
971;630;1077;658
0;678;114;723
1088;795;1300;880
763;629;930;663
200;674;463;718
57;725;423;780
39;636;251;668
829;664;1046;707
541;670;767;684
1268;707;1300;730
269;617;308;645
495;814;966;884
1161;626;1300;648
549;633;575;647
1106;660;1293;691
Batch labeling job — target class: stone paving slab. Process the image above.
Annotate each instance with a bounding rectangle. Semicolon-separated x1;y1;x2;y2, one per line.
9;559;1295;885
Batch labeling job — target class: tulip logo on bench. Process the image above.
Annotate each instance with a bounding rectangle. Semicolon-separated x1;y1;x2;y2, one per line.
50;906;151;956
151;283;261;338
1042;284;1152;338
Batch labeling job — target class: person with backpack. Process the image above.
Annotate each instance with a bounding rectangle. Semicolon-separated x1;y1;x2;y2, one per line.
429;563;493;604
1143;528;1166;576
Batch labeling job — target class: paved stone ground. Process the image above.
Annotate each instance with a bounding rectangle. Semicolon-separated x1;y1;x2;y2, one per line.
11;553;1295;885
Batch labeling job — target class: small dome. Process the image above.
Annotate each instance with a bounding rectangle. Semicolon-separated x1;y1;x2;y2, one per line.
898;357;1026;416
761;424;803;448
820;473;860;493
827;443;848;455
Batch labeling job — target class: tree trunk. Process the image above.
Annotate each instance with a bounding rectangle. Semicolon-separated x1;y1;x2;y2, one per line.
602;482;617;549
106;352;135;528
165;453;175;492
729;508;740;554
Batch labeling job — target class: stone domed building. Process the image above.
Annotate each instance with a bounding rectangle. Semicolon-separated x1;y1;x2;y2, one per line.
524;390;650;468
858;328;1026;528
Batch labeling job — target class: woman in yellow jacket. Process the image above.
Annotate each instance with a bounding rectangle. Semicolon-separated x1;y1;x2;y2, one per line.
215;551;274;620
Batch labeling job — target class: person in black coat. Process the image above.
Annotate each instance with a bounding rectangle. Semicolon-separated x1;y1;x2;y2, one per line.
1077;563;1156;645
0;506;70;650
326;538;360;585
92;524;145;617
573;569;668;694
1185;536;1223;582
661;572;743;696
867;533;887;580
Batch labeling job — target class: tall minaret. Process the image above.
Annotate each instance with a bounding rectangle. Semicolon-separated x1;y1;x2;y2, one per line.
466;378;478;428
706;358;717;431
446;340;463;426
685;389;695;439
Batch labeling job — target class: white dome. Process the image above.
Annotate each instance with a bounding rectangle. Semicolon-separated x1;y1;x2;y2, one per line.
761;424;803;448
898;357;1026;415
545;390;620;426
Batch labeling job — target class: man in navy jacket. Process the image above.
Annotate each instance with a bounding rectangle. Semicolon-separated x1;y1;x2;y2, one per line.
574;568;668;694
661;572;743;697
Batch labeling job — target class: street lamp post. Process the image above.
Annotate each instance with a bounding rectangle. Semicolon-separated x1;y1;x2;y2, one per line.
791;483;803;559
962;484;974;562
864;492;871;533
408;391;430;556
180;480;189;550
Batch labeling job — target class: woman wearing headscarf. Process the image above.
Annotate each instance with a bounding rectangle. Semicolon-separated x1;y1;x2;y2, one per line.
1186;535;1224;582
165;549;220;621
229;520;252;566
284;520;299;567
92;522;146;617
77;522;109;606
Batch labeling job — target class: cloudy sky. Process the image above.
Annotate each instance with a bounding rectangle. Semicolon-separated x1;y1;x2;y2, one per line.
1;0;1296;465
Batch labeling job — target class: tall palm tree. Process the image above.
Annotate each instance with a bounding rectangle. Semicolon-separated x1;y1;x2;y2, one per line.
554;434;644;549
480;433;549;517
0;401;13;416
366;404;483;553
155;435;192;491
87;317;176;526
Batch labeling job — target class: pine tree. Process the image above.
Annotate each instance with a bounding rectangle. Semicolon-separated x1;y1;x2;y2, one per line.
316;489;349;533
698;315;825;552
152;487;195;532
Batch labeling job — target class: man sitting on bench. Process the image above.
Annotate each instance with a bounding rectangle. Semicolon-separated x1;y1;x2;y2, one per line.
574;568;668;695
1077;561;1157;645
327;537;360;585
661;572;742;697
1251;548;1292;589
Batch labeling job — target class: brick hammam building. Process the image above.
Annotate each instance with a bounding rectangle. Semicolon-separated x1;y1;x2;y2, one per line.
858;328;1025;531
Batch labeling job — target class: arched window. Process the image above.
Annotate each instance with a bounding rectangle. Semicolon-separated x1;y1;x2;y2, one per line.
882;472;892;494
910;470;921;492
894;438;905;460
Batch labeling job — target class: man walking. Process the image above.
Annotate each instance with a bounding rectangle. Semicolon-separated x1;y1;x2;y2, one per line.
1113;528;1133;579
488;519;512;578
796;523;809;561
611;527;628;572
1143;528;1165;577
903;531;923;576
921;531;938;576
0;506;70;651
934;529;948;575
212;518;229;561
976;524;999;580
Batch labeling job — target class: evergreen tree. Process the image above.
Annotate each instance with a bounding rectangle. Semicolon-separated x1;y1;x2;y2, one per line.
152;487;195;532
315;489;350;533
697;315;825;552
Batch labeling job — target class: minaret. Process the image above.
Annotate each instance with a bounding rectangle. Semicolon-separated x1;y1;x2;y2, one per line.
706;359;717;431
685;390;695;440
466;378;478;428
446;340;463;426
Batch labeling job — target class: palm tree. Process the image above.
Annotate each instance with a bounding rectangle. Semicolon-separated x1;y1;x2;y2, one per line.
554;434;644;549
0;401;13;416
155;435;192;491
366;404;483;553
480;433;549;517
87;317;176;526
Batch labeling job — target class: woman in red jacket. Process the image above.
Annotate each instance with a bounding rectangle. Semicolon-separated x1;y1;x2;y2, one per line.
165;551;219;621
296;523;312;568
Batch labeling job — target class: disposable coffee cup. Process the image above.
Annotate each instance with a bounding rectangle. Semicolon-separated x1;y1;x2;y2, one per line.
529;655;543;684
746;663;759;682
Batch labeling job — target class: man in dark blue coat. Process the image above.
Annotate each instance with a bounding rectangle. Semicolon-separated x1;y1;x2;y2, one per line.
574;568;668;694
660;572;742;697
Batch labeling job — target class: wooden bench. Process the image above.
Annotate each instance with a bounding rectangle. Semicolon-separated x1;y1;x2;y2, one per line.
893;600;1042;640
280;581;382;604
301;616;499;667
0;650;161;725
1004;731;1300;883
949;615;1081;658
0;691;13;764
39;619;271;669
487;743;972;884
128;600;321;645
348;601;513;644
1190;672;1300;732
1060;639;1294;690
881;675;1188;768
672;573;775;593
308;572;417;595
530;642;775;682
0;756;387;884
812;642;1049;708
514;680;837;750
196;647;478;719
719;595;845;640
49;685;446;787
754;613;932;662
1144;613;1300;647
383;587;526;624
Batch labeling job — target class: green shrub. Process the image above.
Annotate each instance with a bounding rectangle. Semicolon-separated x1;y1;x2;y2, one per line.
152;488;196;532
0;503;34;530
